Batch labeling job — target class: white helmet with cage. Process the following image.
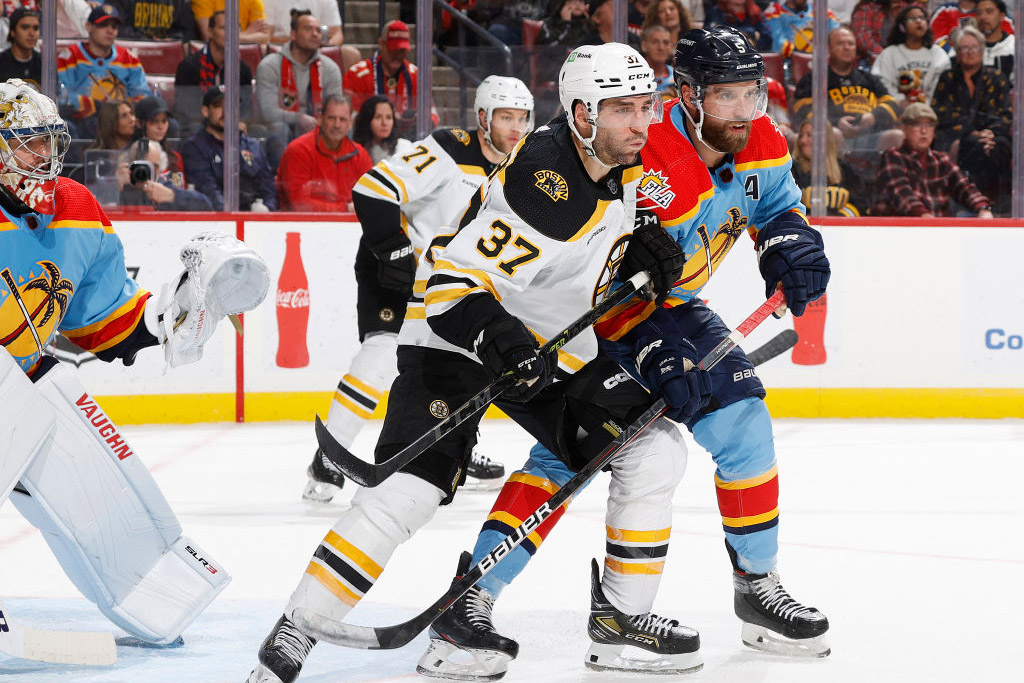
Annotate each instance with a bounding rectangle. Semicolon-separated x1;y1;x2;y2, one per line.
558;43;660;158
474;75;534;151
0;79;71;214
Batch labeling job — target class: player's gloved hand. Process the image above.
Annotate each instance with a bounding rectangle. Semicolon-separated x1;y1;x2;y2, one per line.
370;233;417;292
623;211;684;305
635;335;712;423
474;317;556;402
756;217;830;317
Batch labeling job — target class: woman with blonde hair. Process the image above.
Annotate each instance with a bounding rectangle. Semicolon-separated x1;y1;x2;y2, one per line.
791;118;866;216
640;0;692;43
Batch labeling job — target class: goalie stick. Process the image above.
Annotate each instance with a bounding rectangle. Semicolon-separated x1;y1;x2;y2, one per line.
0;599;117;666
746;329;798;367
293;289;786;650
314;271;653;487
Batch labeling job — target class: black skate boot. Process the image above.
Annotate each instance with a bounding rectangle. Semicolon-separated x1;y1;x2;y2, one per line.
464;446;505;489
585;559;702;673
416;552;519;681
728;542;830;657
301;448;346;503
246;614;317;683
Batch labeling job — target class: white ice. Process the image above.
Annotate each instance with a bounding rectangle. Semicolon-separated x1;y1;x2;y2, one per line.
1;416;1020;682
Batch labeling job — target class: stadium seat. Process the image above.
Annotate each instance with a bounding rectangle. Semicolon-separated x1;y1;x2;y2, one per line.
240;43;266;74
118;40;185;76
790;52;813;85
145;76;176;109
320;46;343;70
761;52;785;85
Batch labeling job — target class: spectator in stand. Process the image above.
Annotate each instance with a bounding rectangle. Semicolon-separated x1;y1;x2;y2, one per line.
119;138;213;210
932;24;1012;212
192;0;272;44
930;0;1013;47
344;20;437;139
628;0;651;36
705;0;771;52
640;25;676;97
640;0;691;45
829;0;859;24
175;10;255;135
763;0;839;55
871;4;950;105
108;0;196;41
57;6;151;138
134;95;187;189
975;0;1013;78
537;0;598;48
0;7;40;88
264;0;360;71
475;1;554;46
352;95;410;164
276;94;372;212
876;102;993;216
586;0;642;46
256;8;342;167
791;118;867;216
848;0;906;65
89;99;138;152
58;0;92;39
182;86;277;211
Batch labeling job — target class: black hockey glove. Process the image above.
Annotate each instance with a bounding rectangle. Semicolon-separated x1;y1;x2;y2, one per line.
635;334;712;424
370;233;417;292
756;216;830;317
474;316;556;403
623;211;685;305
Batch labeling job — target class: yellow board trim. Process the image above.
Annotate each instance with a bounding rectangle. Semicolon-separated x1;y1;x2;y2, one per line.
306;561;361;606
324;531;383;579
715;464;779;490
604;558;665;575
606;526;672;543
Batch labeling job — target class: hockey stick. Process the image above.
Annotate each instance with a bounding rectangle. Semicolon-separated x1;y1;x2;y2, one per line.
293;289;786;650
0;599;117;666
746;329;798;367
314;271;654;488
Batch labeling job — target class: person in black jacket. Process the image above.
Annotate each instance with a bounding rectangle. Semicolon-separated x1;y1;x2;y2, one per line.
108;0;195;41
0;8;41;87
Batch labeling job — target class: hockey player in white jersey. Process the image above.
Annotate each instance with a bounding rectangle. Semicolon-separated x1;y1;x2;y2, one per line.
302;76;535;503
0;80;269;654
247;44;709;682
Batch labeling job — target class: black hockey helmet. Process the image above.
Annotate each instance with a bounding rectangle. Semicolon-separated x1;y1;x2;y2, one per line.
674;26;765;95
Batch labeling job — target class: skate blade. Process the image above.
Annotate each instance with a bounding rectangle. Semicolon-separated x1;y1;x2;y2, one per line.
416;638;513;681
584;642;703;674
740;623;830;658
461;476;505;491
302;477;340;504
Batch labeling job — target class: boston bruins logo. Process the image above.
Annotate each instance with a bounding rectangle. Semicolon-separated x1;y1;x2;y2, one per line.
451;128;471;145
429;400;450;419
592;235;631;304
379;307;395;323
534;170;568;202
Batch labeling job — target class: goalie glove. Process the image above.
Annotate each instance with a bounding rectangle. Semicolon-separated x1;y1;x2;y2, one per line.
144;231;271;368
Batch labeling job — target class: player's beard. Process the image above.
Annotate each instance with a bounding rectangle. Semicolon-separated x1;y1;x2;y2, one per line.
593;128;647;167
700;115;751;154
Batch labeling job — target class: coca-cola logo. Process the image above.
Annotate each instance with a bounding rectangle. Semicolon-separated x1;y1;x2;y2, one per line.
276;288;310;308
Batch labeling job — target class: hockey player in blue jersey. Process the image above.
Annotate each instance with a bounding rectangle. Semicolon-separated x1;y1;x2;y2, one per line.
0;80;269;654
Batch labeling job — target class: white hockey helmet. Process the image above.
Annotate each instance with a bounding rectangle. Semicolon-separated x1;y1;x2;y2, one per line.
558;43;661;158
474;75;534;150
0;79;70;213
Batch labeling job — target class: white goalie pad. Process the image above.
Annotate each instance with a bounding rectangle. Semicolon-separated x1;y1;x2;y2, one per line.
0;348;56;508
144;231;271;368
9;360;230;644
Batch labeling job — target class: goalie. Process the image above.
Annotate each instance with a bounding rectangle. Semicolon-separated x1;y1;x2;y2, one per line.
0;81;269;649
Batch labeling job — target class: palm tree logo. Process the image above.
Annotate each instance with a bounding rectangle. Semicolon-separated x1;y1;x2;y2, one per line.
23;261;74;329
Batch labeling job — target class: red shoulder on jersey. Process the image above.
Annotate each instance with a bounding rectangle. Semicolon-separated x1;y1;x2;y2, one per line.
734;116;791;167
53;177;113;226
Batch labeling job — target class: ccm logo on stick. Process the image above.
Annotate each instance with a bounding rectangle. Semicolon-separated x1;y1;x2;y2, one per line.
985;329;1023;349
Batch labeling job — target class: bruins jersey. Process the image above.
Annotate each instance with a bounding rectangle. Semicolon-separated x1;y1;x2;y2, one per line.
1;178;149;376
399;119;641;374
597;101;804;341
352;126;494;256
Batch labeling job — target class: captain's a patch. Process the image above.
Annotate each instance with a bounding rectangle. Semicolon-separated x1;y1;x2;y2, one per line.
534;170;568;202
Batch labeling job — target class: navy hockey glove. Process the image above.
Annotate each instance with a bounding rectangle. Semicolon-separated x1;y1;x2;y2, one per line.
623;211;685;305
371;233;417;292
635;335;712;423
756;217;830;317
474;317;556;403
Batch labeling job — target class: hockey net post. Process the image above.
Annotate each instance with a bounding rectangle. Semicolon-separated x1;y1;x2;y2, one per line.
294;289;787;650
0;599;117;666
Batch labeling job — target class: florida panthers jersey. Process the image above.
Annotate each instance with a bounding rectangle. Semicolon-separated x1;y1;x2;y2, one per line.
597;101;803;341
1;178;149;375
400;120;641;374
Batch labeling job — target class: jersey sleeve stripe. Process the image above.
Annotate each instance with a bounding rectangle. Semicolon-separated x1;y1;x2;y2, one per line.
567;199;612;242
49;219;115;234
457;164;488;176
661;186;715;228
735;152;792;172
61;289;149;352
354;174;398;202
376;164;409;203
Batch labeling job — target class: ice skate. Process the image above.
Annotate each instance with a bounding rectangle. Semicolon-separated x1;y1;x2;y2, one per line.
417;552;518;681
301;448;346;503
585;559;702;674
733;567;830;657
246;614;316;683
463;446;505;490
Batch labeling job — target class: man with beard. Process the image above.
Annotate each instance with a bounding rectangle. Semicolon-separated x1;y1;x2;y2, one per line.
181;86;277;211
440;25;832;678
975;0;1014;79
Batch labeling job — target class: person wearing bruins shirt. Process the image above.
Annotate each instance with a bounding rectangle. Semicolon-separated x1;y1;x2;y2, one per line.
247;44;699;683
300;76;534;504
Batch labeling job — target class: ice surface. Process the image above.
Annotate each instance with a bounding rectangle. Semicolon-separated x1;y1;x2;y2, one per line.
1;418;1020;682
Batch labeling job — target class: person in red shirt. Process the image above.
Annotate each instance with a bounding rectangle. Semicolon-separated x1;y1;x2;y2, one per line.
276;93;373;211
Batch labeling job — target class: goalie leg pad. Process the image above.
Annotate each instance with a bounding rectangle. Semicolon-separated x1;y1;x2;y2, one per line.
0;348;56;508
325;332;399;449
10;360;229;644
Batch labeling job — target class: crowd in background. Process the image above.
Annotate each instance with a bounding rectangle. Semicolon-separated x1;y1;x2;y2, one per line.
1;0;1013;216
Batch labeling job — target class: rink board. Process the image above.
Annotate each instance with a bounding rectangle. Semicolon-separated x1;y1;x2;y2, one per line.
81;214;1024;421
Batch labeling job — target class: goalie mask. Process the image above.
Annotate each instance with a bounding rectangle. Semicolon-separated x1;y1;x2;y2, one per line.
474;76;534;153
0;80;71;215
558;43;661;161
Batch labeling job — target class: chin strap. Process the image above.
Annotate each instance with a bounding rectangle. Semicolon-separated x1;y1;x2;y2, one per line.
682;103;727;156
0;176;36;217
